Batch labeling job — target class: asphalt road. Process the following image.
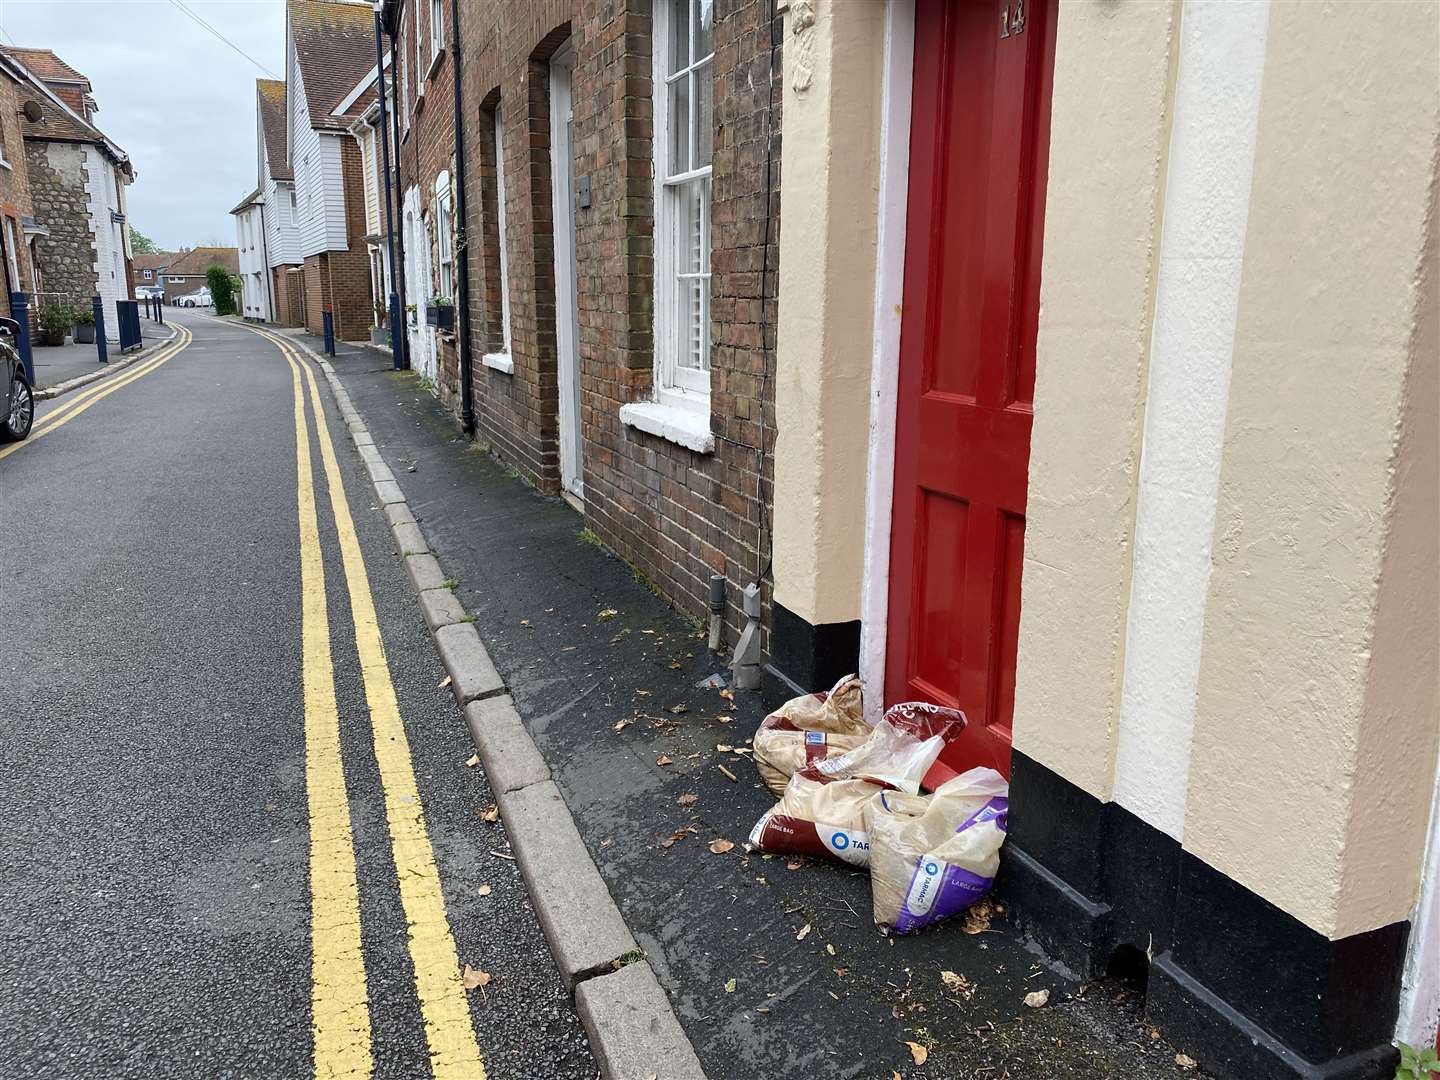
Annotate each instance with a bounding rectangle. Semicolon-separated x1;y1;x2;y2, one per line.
0;311;594;1079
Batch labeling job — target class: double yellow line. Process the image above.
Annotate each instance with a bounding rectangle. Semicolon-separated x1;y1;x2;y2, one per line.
260;324;487;1080
0;325;193;462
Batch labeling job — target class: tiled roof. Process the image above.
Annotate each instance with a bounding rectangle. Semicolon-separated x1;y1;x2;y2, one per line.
166;247;240;277
289;0;376;132
132;253;172;273
257;78;292;181
3;47;89;88
3;47;132;176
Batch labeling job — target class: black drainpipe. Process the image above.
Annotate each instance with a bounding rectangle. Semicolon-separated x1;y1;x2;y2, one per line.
258;197;275;321
373;6;405;369
449;0;474;435
384;4;410;370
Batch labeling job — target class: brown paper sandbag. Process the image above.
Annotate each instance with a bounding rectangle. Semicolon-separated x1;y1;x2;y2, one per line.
752;674;870;797
746;765;885;867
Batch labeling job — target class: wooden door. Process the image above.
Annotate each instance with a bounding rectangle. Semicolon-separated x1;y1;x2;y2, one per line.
550;44;583;501
885;0;1057;780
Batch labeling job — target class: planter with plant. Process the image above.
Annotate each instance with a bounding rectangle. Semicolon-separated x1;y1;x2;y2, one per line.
428;297;454;332
72;306;96;344
37;303;74;347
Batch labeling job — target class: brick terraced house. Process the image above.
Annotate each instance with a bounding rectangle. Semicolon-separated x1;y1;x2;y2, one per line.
0;51;41;316
240;3;1440;1074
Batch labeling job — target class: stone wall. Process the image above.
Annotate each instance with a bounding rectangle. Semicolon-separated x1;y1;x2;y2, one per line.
25;140;98;316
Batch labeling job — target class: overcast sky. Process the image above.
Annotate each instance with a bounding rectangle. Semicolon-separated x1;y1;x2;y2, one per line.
0;0;287;252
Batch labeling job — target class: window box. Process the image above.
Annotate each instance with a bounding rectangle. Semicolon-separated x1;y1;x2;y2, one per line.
426;301;454;332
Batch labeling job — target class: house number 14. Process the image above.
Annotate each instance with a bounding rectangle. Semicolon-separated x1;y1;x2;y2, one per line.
1000;0;1026;37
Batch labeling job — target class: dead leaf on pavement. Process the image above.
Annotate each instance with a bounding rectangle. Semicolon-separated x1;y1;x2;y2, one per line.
786;858;803;871
796;923;811;941
669;704;688;714
716;743;734;752
724;978;737;993
1175;1053;1198;1070
613;717;634;732
465;754;480;768
892;1072;902;1080
477;884;492;897
1023;988;1050;1009
659;826;697;849
676;793;699;806
906;1041;928;1065
480;805;499;822
598;608;619;621
709;839;735;854
656;755;674;767
438;675;452;689
462;965;491;991
826;943;836;956
962;898;995;935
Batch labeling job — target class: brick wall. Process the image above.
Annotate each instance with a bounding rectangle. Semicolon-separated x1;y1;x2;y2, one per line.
0;74;35;316
330;138;377;342
452;0;781;646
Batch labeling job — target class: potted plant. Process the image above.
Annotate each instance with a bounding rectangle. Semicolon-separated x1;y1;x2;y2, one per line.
72;306;96;344
37;302;73;346
429;297;454;332
406;302;418;326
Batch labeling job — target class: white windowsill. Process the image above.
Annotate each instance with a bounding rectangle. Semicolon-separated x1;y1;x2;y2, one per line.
482;352;514;375
619;401;714;454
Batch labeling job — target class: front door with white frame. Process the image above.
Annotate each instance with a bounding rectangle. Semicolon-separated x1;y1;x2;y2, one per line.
550;44;583;501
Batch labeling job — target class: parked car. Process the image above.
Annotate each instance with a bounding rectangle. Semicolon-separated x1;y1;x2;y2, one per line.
1;316;33;443
135;285;164;300
174;288;212;308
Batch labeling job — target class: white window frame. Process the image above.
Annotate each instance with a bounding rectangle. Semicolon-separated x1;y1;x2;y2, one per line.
400;15;411;131
492;105;512;357
429;0;445;61
3;217;19;291
435;169;453;300
651;0;714;412
143;269;153;280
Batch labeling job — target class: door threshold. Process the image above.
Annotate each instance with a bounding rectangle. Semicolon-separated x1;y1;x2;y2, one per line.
561;490;584;515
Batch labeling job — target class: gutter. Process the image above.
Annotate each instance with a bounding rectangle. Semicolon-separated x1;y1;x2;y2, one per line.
449;0;474;435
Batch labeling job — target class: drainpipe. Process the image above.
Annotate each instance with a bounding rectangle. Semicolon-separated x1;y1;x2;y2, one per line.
258;199;275;322
385;9;408;371
449;0;474;435
374;4;406;370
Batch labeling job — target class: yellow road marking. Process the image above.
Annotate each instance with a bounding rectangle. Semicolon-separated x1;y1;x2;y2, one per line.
33;326;190;431
289;354;373;1080
259;327;486;1080
0;326;193;462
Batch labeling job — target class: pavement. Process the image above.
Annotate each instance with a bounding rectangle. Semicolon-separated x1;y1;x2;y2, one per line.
280;326;1218;1080
0;310;594;1079
28;314;174;392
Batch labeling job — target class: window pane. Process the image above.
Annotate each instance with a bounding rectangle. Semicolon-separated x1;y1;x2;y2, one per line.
668;76;690;175
670;0;690;73
694;0;714;61
695;62;712;168
672;179;710;373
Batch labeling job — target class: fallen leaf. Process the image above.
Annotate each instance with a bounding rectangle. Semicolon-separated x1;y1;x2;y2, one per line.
519;618;530;626
834;967;848;977
676;793;699;806
1175;1053;1197;1070
438;675;452;689
598;608;619;621
465;754;480;768
796;923;811;941
462;965;491;991
962;898;995;935
941;970;964;990
907;1041;928;1065
786;859;803;871
477;884;492;897
613;717;634;732
716;743;735;752
892;1073;902;1080
656;755;674;767
826;943;836;956
669;704;689;714
724;978;737;993
709;839;735;854
718;688;735;702
1023;988;1050;1009
480;805;499;822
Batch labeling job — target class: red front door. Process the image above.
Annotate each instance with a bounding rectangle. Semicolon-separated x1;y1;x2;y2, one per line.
885;0;1057;780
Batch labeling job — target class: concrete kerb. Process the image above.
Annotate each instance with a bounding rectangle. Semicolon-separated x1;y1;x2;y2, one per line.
300;333;707;1078
32;327;181;401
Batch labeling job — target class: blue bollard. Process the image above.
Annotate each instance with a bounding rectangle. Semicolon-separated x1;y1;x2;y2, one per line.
387;292;403;370
10;291;33;384
323;309;335;356
93;295;108;364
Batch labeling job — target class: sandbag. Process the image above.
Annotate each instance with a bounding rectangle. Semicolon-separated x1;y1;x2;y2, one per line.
866;767;1009;934
752;674;871;797
746;766;885;867
812;700;967;795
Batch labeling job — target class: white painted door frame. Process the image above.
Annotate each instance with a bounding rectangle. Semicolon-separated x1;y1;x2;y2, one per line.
403;185;436;381
550;42;583;502
858;0;916;724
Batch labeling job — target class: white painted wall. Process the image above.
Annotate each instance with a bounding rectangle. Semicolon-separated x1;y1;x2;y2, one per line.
82;146;128;342
287;42;349;259
1111;0;1270;840
235;204;270;320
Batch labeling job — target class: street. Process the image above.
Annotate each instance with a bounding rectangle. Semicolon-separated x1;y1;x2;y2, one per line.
0;311;593;1079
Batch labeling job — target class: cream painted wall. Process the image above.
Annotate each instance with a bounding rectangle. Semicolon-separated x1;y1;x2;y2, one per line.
1183;0;1439;938
1010;0;1180;800
771;0;886;628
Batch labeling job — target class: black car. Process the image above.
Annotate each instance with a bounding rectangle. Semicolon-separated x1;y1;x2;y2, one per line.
1;316;33;443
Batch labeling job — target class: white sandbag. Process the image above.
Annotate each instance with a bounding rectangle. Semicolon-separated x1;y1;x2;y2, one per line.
812;700;967;795
746;766;885;867
752;674;871;797
866;767;1009;933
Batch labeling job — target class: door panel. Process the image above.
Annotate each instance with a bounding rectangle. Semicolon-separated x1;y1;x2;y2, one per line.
886;0;1057;780
551;46;583;499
